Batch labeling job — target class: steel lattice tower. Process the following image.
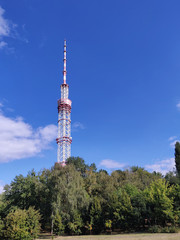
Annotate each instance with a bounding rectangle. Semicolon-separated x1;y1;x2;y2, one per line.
56;40;72;166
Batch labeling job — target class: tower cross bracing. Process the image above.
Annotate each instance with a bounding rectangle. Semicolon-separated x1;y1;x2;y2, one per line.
56;40;72;165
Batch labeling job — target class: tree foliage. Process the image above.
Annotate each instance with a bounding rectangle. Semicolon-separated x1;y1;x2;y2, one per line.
145;179;174;225
3;207;41;240
175;142;180;178
0;156;180;237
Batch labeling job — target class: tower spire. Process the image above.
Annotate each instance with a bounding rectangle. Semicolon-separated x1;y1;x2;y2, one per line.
63;39;67;84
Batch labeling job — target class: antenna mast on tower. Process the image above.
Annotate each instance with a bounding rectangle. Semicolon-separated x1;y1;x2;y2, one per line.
56;40;72;166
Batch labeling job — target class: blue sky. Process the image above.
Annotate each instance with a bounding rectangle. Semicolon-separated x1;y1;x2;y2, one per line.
0;0;180;191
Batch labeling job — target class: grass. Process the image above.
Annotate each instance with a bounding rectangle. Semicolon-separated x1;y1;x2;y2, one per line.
37;232;180;240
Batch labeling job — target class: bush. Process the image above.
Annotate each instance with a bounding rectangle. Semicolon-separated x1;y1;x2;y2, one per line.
161;226;170;233
161;226;179;233
148;225;162;233
4;207;41;240
148;225;178;233
168;226;178;233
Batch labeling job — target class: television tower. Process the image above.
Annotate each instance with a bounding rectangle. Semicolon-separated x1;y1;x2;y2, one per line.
56;40;72;166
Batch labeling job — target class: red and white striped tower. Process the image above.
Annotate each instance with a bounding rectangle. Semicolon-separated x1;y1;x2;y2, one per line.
56;40;72;166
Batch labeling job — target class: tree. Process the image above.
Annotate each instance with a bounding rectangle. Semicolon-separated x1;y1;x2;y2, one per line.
145;179;174;226
175;142;180;178
66;157;87;176
1;155;179;235
123;184;147;229
37;168;52;229
89;196;103;234
105;188;133;231
111;167;161;191
49;163;90;235
0;217;5;238
26;207;41;239
0;193;8;219
3;169;52;229
53;212;65;235
67;157;97;176
68;210;83;235
165;171;179;185
169;184;180;225
4;170;40;210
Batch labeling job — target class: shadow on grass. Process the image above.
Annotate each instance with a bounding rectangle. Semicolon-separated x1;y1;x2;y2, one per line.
38;234;54;239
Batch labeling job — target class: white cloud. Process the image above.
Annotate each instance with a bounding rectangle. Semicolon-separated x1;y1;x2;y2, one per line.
176;102;180;110
72;121;85;132
0;181;4;194
0;111;57;163
0;6;10;36
99;159;125;169
0;6;10;49
168;136;179;148
168;136;177;141
0;40;7;49
170;140;180;148
0;6;24;50
0;186;4;194
145;158;175;175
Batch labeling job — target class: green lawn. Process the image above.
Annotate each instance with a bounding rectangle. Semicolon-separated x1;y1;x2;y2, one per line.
37;232;180;240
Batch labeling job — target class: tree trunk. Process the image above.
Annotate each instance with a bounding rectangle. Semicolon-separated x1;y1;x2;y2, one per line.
51;218;54;236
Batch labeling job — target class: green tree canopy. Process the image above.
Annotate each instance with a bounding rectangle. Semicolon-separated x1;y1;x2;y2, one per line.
175;142;180;178
145;179;174;225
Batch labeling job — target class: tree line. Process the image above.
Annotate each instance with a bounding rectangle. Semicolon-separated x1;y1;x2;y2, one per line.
0;142;180;239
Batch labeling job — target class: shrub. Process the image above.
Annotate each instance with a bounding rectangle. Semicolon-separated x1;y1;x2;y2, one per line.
105;220;112;229
4;207;41;240
168;226;178;233
148;225;178;233
161;226;170;233
161;226;179;233
148;225;162;233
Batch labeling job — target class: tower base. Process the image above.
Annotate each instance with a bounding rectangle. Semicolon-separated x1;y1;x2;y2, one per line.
58;161;67;167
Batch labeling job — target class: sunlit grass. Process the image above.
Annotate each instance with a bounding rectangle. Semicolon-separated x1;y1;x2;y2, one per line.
37;232;180;240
